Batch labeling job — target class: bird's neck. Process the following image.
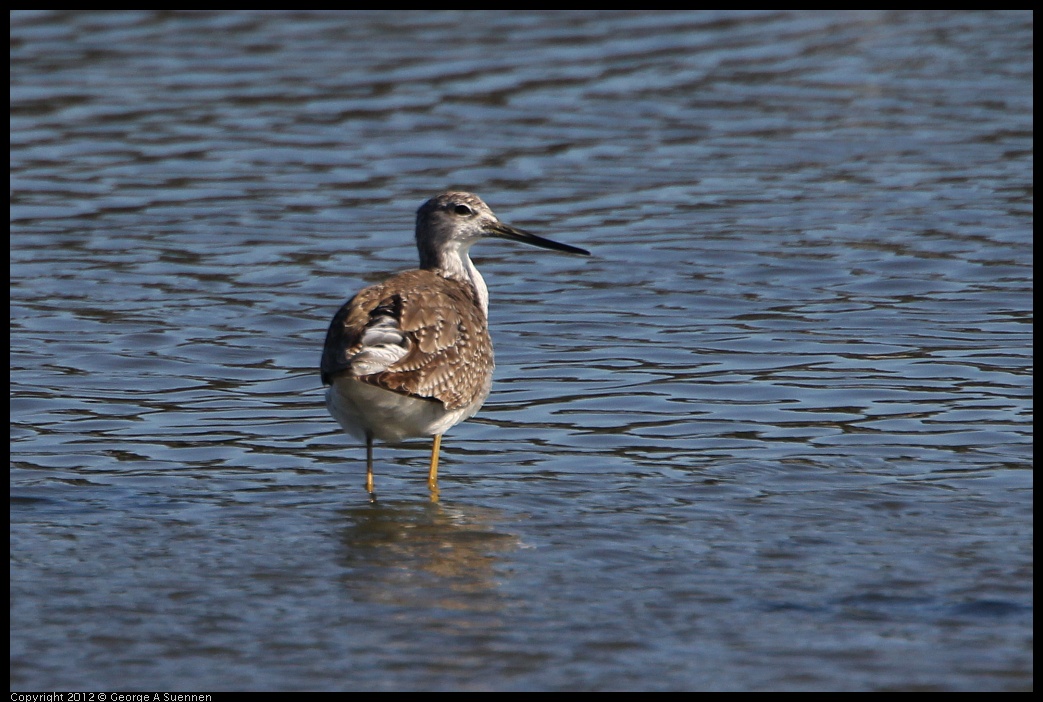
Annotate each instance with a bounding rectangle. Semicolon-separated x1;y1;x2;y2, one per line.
422;245;489;317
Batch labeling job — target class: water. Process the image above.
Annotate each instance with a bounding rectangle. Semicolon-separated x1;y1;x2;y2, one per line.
10;10;1032;691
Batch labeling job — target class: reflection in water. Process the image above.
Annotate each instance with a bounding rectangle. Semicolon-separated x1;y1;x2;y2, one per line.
337;500;520;613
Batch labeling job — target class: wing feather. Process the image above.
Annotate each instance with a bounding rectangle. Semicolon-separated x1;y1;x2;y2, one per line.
320;270;494;411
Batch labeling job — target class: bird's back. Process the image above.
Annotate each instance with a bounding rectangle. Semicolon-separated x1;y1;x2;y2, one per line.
321;269;495;412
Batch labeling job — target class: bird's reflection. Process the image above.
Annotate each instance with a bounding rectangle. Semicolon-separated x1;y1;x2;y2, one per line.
336;497;521;612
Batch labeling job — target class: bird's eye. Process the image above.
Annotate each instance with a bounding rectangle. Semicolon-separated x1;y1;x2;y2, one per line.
453;204;474;216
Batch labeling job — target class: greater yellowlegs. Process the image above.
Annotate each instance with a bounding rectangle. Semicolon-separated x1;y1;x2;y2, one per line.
321;191;589;496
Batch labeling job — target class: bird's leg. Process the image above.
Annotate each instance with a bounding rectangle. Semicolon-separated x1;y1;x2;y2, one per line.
365;431;375;498
428;434;442;489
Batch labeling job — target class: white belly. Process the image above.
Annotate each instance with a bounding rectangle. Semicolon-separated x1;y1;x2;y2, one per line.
326;376;486;444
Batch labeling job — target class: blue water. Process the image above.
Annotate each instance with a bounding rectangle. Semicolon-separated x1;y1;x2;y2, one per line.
11;10;1032;691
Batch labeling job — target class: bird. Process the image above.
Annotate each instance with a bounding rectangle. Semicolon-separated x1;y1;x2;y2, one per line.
320;191;590;497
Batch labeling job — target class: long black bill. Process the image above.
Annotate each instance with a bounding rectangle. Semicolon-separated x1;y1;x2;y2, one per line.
486;222;591;256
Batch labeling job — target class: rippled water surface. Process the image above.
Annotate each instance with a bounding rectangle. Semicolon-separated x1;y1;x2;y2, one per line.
10;10;1032;691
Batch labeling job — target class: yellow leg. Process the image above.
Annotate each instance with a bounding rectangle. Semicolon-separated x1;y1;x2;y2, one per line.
428;434;441;502
365;432;375;497
428;434;442;486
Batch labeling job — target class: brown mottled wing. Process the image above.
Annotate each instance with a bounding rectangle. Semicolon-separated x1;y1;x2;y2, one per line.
320;270;493;411
320;285;381;384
